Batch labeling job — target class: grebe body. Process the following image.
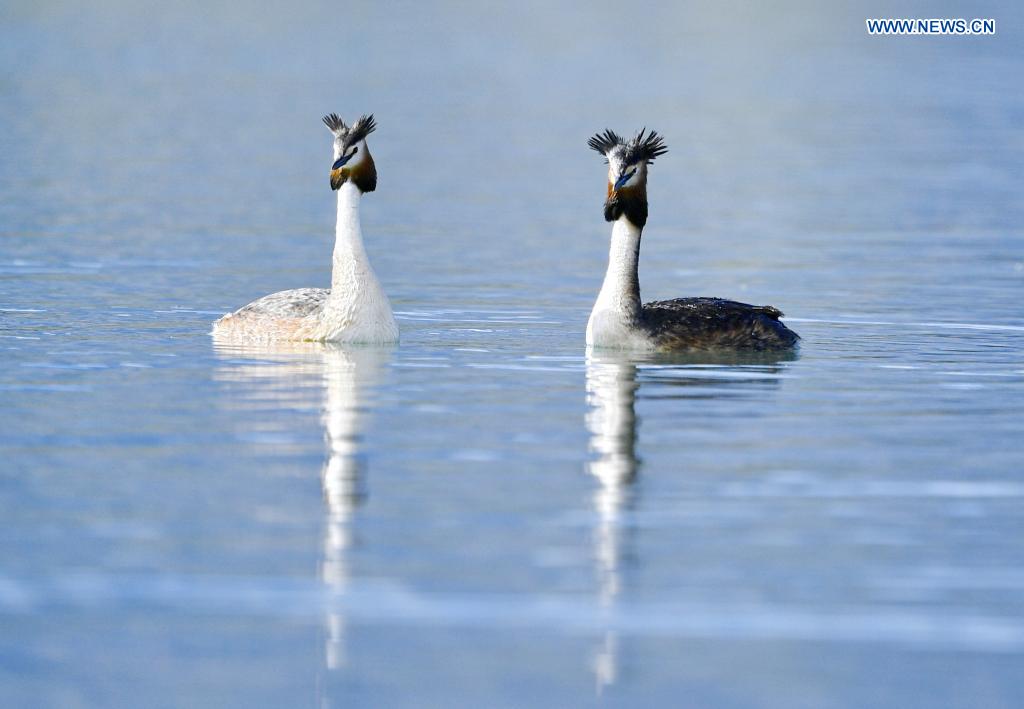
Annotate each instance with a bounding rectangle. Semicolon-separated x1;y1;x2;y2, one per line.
586;128;798;352
213;114;398;344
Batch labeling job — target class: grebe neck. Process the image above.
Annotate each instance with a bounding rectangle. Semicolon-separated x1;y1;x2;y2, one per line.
586;217;647;348
331;183;372;293
595;217;642;320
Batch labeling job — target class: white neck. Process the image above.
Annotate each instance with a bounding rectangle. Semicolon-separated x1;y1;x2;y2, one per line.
587;218;644;348
331;183;371;292
312;182;398;343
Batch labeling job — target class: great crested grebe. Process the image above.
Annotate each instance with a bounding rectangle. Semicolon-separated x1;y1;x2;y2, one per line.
586;128;799;352
212;113;398;344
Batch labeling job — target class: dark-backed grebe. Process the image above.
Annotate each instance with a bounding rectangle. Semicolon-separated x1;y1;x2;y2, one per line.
585;128;798;352
213;114;398;344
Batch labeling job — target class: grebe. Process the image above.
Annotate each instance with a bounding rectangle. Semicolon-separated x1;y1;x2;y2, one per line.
586;128;799;352
212;113;399;344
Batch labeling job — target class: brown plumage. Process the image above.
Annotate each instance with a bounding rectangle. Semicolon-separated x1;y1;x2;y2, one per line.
605;181;649;228
641;298;798;351
331;147;377;193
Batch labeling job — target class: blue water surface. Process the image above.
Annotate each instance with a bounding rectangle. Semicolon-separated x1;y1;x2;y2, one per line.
2;2;1024;707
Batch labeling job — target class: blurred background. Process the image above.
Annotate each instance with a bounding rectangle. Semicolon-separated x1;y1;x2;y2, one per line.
2;1;1023;707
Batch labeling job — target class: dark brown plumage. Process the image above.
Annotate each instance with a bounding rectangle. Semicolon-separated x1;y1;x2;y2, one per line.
604;182;649;228
347;147;377;193
330;151;377;192
641;298;798;351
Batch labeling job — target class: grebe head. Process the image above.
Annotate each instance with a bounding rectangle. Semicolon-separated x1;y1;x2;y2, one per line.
323;113;378;193
588;128;668;228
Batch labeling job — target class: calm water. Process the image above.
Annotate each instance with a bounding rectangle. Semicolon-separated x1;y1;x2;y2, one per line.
2;2;1024;707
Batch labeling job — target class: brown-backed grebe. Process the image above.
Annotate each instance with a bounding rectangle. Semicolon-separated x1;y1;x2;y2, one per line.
585;128;798;352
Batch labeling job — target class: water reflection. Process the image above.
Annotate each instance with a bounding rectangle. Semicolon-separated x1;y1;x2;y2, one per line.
584;352;638;693
316;346;389;671
583;349;795;692
212;340;391;678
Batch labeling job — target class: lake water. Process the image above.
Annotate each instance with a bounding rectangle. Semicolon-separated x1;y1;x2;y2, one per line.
2;2;1023;707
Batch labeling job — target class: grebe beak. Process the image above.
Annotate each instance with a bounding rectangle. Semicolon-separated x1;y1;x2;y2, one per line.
613;169;636;191
332;154;353;170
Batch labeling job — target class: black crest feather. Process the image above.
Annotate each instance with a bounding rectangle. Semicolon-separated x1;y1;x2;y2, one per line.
322;112;378;146
347;114;377;144
323;113;348;134
588;129;623;157
630;128;668;163
589;126;669;165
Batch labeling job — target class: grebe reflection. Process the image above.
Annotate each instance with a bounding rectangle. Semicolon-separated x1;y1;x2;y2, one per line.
317;345;387;669
585;352;639;692
583;349;794;692
213;341;390;675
